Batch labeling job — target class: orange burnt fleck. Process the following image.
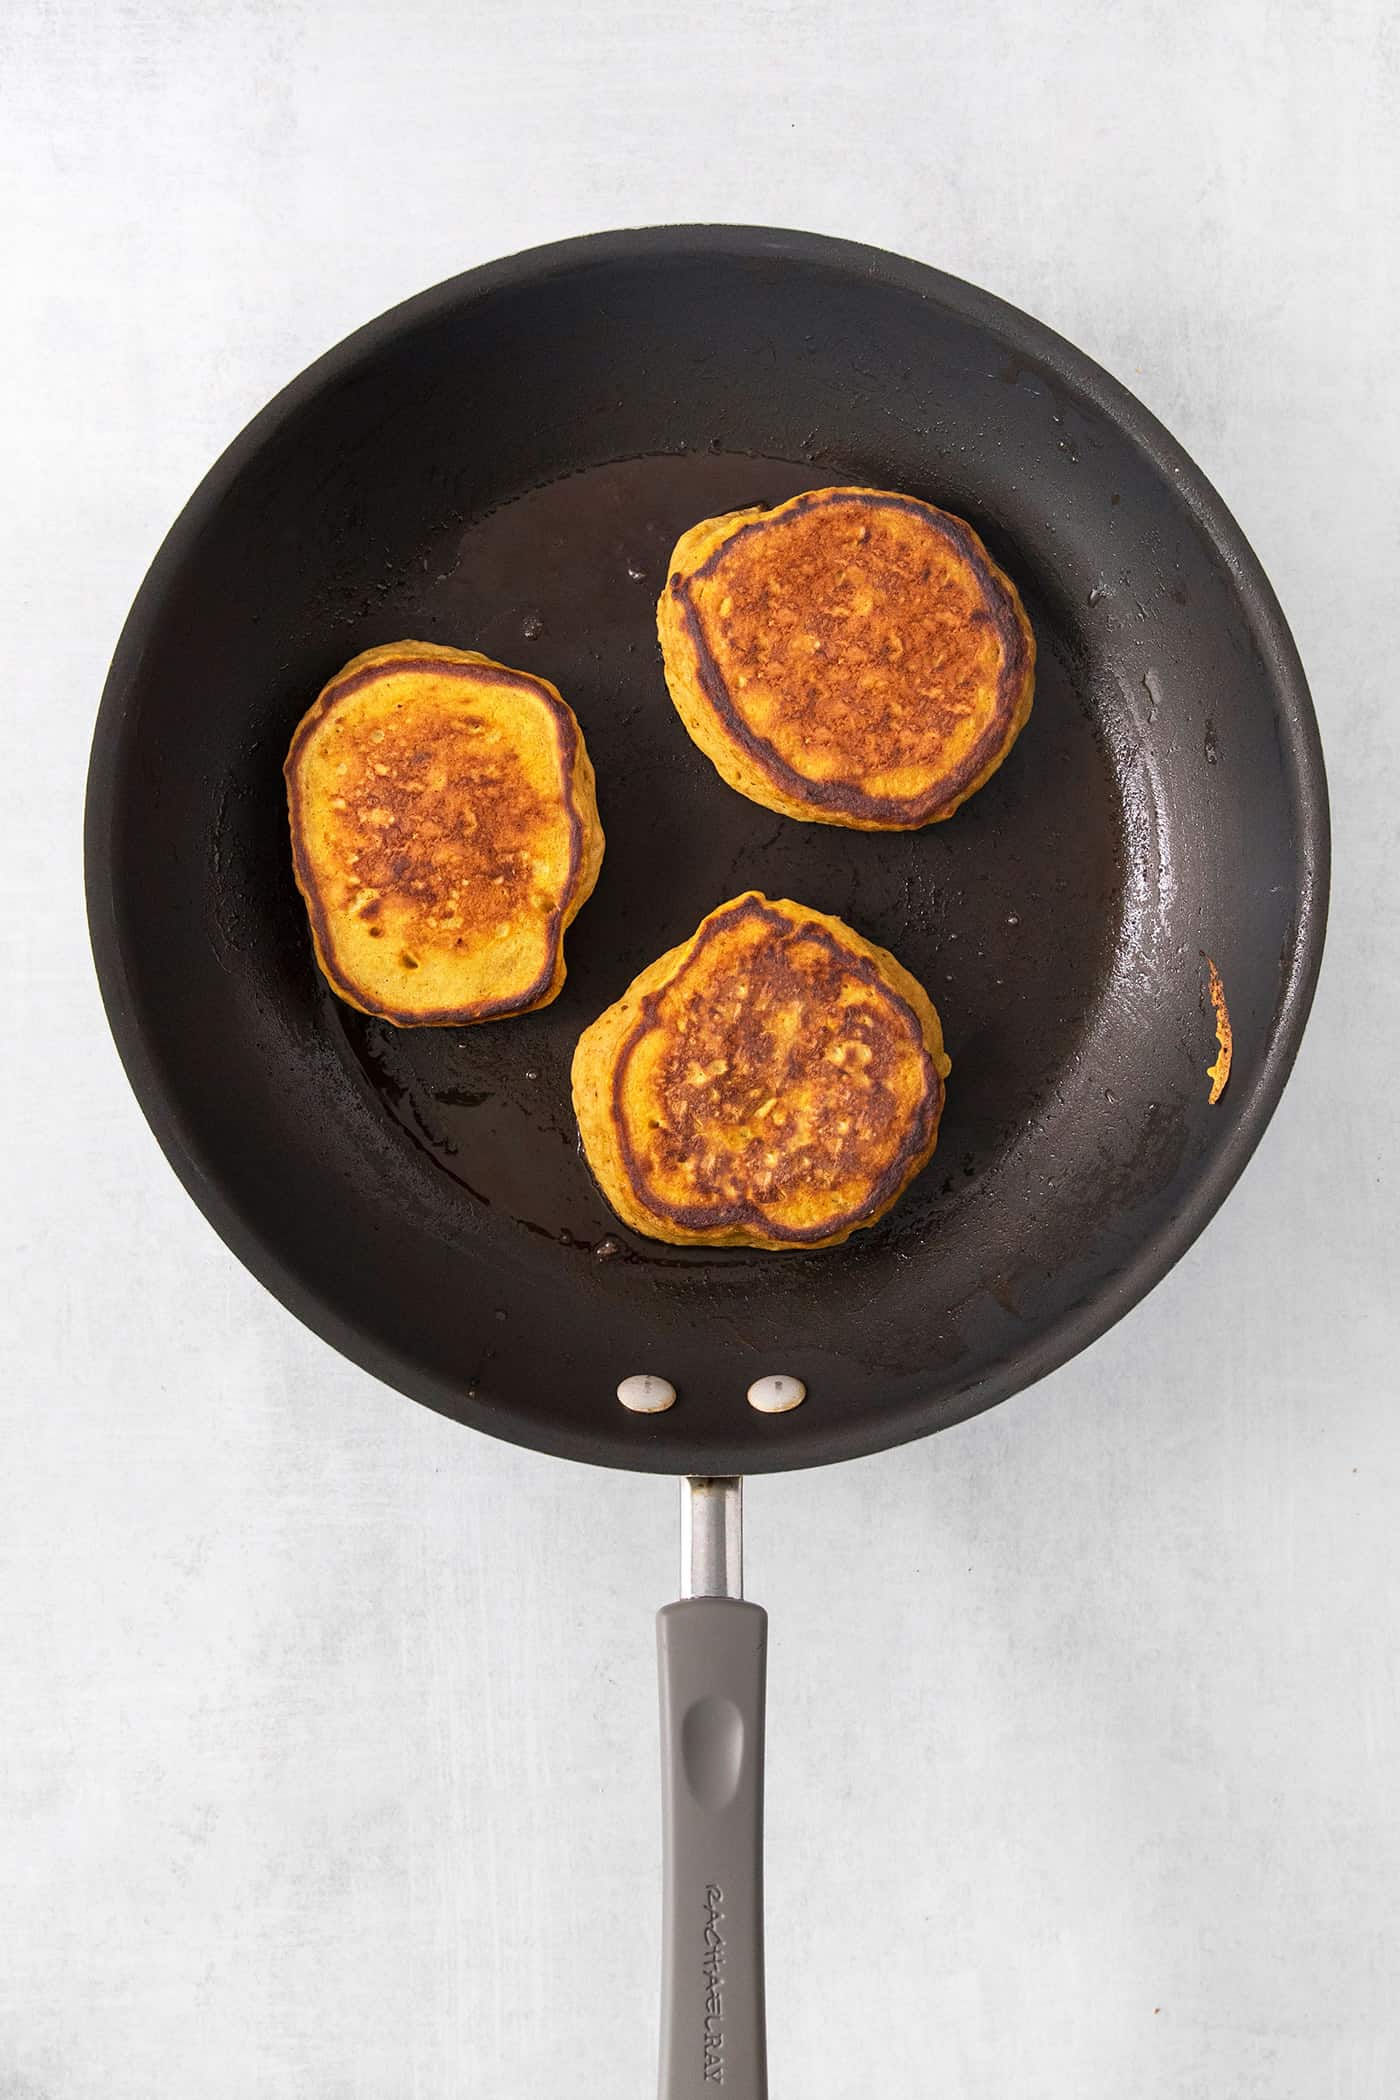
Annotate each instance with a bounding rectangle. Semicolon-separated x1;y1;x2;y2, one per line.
1206;957;1233;1104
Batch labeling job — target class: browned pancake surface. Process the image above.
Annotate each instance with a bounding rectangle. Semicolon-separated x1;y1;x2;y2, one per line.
572;893;950;1248
659;488;1035;828
286;642;602;1024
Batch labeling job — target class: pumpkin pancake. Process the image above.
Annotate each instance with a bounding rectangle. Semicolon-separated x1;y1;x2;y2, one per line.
572;893;950;1250
658;486;1034;829
285;641;603;1025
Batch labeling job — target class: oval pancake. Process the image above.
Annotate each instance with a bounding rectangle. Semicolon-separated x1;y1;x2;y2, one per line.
285;641;603;1025
658;487;1035;829
572;893;951;1250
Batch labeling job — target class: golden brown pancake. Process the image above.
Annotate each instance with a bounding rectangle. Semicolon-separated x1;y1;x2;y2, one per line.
658;487;1035;829
572;893;950;1249
285;641;603;1025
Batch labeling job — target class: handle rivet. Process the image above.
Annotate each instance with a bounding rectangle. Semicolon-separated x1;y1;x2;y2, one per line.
618;1373;677;1413
746;1374;806;1413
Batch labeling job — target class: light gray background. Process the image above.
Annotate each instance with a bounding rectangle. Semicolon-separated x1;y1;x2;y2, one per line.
3;4;1397;2096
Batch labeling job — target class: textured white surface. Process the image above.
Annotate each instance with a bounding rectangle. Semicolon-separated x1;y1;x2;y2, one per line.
3;3;1399;2096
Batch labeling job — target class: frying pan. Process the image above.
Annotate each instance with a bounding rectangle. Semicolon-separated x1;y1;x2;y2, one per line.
85;226;1328;2097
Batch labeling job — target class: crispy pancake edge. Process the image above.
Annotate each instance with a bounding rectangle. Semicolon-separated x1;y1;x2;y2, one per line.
572;892;951;1249
285;641;604;1026
658;488;1036;830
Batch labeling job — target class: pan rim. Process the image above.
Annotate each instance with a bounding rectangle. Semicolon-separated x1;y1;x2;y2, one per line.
84;223;1330;1475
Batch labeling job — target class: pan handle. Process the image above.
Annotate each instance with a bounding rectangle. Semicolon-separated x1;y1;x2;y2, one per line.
657;1479;767;2100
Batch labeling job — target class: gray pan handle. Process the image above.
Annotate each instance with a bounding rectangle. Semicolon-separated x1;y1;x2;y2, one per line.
657;1480;767;2100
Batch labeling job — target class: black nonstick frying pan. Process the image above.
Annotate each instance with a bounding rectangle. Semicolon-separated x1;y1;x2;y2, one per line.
86;227;1328;2097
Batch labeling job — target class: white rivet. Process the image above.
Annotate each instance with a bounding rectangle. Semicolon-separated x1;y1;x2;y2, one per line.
617;1374;677;1414
747;1374;806;1414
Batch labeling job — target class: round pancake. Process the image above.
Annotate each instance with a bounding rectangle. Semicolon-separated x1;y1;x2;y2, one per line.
658;486;1035;829
285;641;604;1026
572;893;951;1250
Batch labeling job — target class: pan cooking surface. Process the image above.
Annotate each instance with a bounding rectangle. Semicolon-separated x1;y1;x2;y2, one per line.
86;229;1326;1472
336;451;1122;1267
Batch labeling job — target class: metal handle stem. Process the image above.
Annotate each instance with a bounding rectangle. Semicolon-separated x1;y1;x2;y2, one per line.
680;1476;743;1598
